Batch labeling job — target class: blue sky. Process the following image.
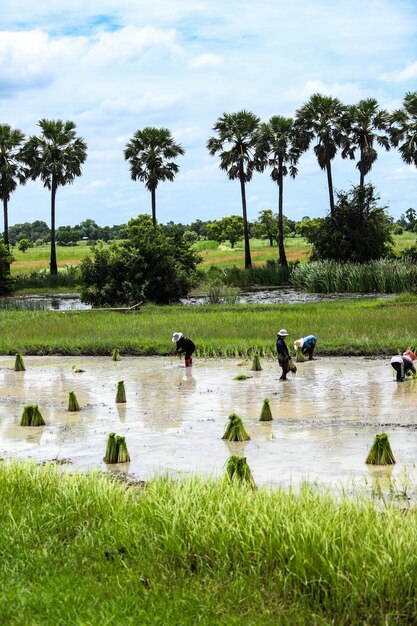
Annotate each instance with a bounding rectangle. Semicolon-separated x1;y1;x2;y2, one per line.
1;0;417;228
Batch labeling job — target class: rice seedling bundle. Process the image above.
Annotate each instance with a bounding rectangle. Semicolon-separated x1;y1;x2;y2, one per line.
365;433;396;465
222;413;251;442
250;353;262;371
225;455;256;488
115;381;126;403
233;374;253;381
288;361;297;374
115;436;131;463
104;433;118;464
260;398;273;422
112;349;121;361
14;353;25;372
68;391;80;412
295;346;306;363
20;404;45;426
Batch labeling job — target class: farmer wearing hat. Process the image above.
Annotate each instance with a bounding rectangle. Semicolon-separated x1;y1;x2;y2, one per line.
276;329;295;381
294;334;318;360
172;332;195;367
390;350;416;382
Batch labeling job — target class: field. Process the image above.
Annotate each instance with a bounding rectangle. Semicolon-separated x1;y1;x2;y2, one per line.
9;231;417;274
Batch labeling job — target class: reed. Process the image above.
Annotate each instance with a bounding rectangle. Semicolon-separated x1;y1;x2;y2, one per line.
365;433;396;465
222;413;251;441
225;455;256;489
259;398;273;422
250;353;262;371
14;353;26;371
112;348;121;361
68;391;80;412
115;381;126;403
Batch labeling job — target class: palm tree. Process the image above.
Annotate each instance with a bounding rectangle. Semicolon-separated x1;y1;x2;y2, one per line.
124;127;185;228
0;125;27;270
207;111;261;268
389;91;417;167
256;116;307;268
295;94;348;216
22;119;87;275
342;98;390;187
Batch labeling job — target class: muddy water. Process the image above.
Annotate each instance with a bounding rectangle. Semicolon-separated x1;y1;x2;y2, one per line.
0;356;416;489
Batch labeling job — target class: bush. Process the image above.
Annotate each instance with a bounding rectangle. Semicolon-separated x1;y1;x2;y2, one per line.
0;242;15;295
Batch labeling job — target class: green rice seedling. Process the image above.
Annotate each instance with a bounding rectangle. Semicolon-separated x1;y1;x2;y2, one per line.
233;374;253;381
30;405;46;427
260;398;273;422
104;432;118;464
365;433;396;465
115;381;126;403
14;353;26;371
237;358;248;367
112;349;121;361
222;413;251;442
116;436;131;463
225;455;256;489
295;346;306;363
72;365;85;373
20;405;34;426
288;361;297;374
251;353;262;371
68;391;80;412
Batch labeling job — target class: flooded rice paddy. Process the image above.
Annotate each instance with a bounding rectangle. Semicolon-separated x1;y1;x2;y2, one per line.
0;355;416;489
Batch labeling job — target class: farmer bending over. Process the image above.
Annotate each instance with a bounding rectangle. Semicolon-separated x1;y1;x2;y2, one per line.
172;332;195;367
276;329;295;381
390;350;416;382
294;335;317;360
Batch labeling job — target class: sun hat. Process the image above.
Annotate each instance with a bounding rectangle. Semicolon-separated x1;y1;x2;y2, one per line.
172;332;183;343
294;338;304;348
403;350;417;361
277;329;289;337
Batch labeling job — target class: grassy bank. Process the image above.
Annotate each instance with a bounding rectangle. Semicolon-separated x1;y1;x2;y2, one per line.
0;462;416;625
0;295;416;356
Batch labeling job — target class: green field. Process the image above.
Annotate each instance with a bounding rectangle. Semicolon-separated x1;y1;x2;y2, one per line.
1;461;416;625
1;295;416;356
9;232;417;275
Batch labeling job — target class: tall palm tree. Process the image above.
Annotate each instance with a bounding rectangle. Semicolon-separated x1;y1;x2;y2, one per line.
256;116;308;268
295;94;348;216
342;98;390;187
207;110;261;268
22;119;87;275
124;127;185;228
0;124;27;270
389;91;417;167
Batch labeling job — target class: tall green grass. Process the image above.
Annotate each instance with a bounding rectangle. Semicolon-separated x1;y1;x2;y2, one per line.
14;265;81;290
291;260;417;293
0;295;416;356
1;462;417;625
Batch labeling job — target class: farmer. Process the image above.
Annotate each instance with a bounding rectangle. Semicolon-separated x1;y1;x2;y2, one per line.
276;328;295;381
294;334;317;360
172;332;195;367
390;351;416;382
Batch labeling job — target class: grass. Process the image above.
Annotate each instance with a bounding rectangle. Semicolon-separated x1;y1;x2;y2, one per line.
0;294;417;357
1;462;417;625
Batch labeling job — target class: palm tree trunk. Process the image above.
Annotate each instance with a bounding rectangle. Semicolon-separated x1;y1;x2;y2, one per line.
277;159;288;269
151;188;156;228
326;158;335;216
3;197;10;273
50;177;58;275
359;145;365;188
239;165;252;269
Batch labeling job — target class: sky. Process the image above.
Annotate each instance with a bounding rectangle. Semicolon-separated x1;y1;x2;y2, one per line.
1;0;417;228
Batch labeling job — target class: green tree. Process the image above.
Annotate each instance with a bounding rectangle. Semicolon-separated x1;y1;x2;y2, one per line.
0;124;27;271
17;238;30;252
22;119;87;274
389;91;417;167
255;209;277;246
342;98;390;187
207;215;244;248
256;116;307;267
302;184;393;262
0;241;15;295
207;110;261;268
80;215;202;306
295;94;348;216
124;127;184;228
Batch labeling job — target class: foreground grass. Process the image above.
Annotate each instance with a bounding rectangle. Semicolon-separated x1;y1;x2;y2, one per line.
1;462;416;625
0;295;416;356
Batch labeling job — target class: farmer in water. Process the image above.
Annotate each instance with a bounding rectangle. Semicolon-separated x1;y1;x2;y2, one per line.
294;334;317;360
172;332;195;367
390;350;416;382
276;329;295;381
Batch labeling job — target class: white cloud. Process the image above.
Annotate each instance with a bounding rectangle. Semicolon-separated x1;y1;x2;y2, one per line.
380;61;417;83
189;53;221;69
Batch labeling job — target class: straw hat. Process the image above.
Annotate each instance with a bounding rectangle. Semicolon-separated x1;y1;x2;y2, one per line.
277;329;289;337
172;332;183;343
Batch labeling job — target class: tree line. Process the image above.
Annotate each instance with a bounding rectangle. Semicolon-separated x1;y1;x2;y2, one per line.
1;91;417;276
